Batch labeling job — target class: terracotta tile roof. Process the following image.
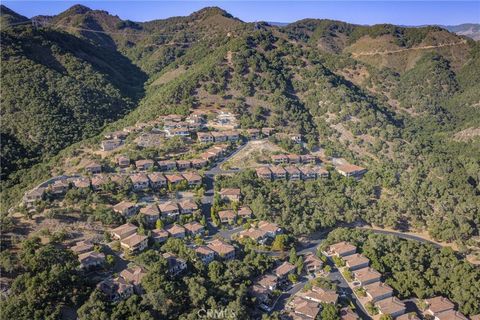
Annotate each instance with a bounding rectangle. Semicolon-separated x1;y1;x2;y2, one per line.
238;206;252;217
329;241;357;255
178;198;198;210
239;228;268;241
111;223;138;239
425;296;455;314
135;159;154;167
120;265;147;285
182;172;202;182
285;166;301;175
207;239;235;256
336;163;366;174
343;254;370;268
218;210;236;220
292;298;321;318
340;308;359;320
158;201;178;212
270;166;287;175
113;201;136;212
258;221;281;233
353;267;381;283
300;286;338;304
274;261;296;277
363;282;393;300
184;221;204;233
148;172;166;182
152;229;168;238
140;204;159;217
166;224;185;235
130;173;149;183
303;253;322;268
165;174;185;183
256;274;278;289
121;233;147;248
375;297;406;316
195;246;214;256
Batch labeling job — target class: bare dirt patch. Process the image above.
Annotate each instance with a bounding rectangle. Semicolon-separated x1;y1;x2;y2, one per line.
221;140;285;170
453;127;480;142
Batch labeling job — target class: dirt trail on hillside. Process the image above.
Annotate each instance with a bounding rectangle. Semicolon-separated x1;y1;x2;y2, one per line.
351;40;467;57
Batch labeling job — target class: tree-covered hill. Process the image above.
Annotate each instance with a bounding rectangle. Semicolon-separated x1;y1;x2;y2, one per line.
1;5;479;244
0;22;147;178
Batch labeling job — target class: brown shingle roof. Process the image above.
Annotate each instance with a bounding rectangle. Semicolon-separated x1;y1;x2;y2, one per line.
329;241;357;255
274;261;296;277
343;254;370;268
425;296;455;314
375;297;406;316
353;267;381;283
363;282;393;300
207;239;235;256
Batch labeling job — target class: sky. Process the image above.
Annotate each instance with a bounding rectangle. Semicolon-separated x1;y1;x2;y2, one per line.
3;1;479;26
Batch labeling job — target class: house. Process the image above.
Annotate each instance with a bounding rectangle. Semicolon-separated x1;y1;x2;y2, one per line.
376;297;406;318
163;252;187;276
352;267;382;286
73;177;91;189
113;201;138;218
343;254;370;271
120;265;148;294
329;241;357;257
315;167;329;178
117;155;130;168
184;221;205;236
256;274;278;291
298;286;338;304
191;158;208;169
167;128;191;138
71;240;94;255
200;152;216;162
109;174;125;186
301;155;317;164
237;206;253;220
246;128;261;140
85;162;102;174
182;172;202;186
130;173;150;191
303;253;323;274
166;224;186;239
50;179;69;195
274;261;296;279
197;132;214;143
336;164;367;178
261;127;274;136
424;297;455;317
299;166;317;180
101;139;122;151
111;223;138;240
97;277;133;302
148;172;167;189
121;233;148;253
163;114;183;122
364;282;394;302
140;204;159;225
178;198;198;214
288;297;320;319
158;201;179;218
258;221;282;238
270;166;287;180
135;159;155;171
176;160;191;170
91;175;109;191
78;251;105;270
151;229;169;243
218;210;237;224
206;147;224;159
249;284;271;304
287;154;301;164
207;239;235;260
195;246;215;264
212;131;228;142
225;130;240;141
271;154;289;165
165;174;185;186
23;188;45;206
157;160;176;171
256;167;272;180
285;166;301;180
239;228;269;244
434;310;468;320
340;307;360;320
219;188;241;202
290;134;302;143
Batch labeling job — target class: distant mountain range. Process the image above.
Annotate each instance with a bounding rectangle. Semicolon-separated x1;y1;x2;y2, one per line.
269;21;480;41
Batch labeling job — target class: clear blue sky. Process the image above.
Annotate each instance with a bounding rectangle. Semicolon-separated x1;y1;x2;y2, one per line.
3;1;479;26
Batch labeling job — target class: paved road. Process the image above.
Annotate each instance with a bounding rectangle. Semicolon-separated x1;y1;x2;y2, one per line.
358;227;442;249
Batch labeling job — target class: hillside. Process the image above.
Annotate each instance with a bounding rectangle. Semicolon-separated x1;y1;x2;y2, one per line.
444;23;480;41
1;4;479;243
